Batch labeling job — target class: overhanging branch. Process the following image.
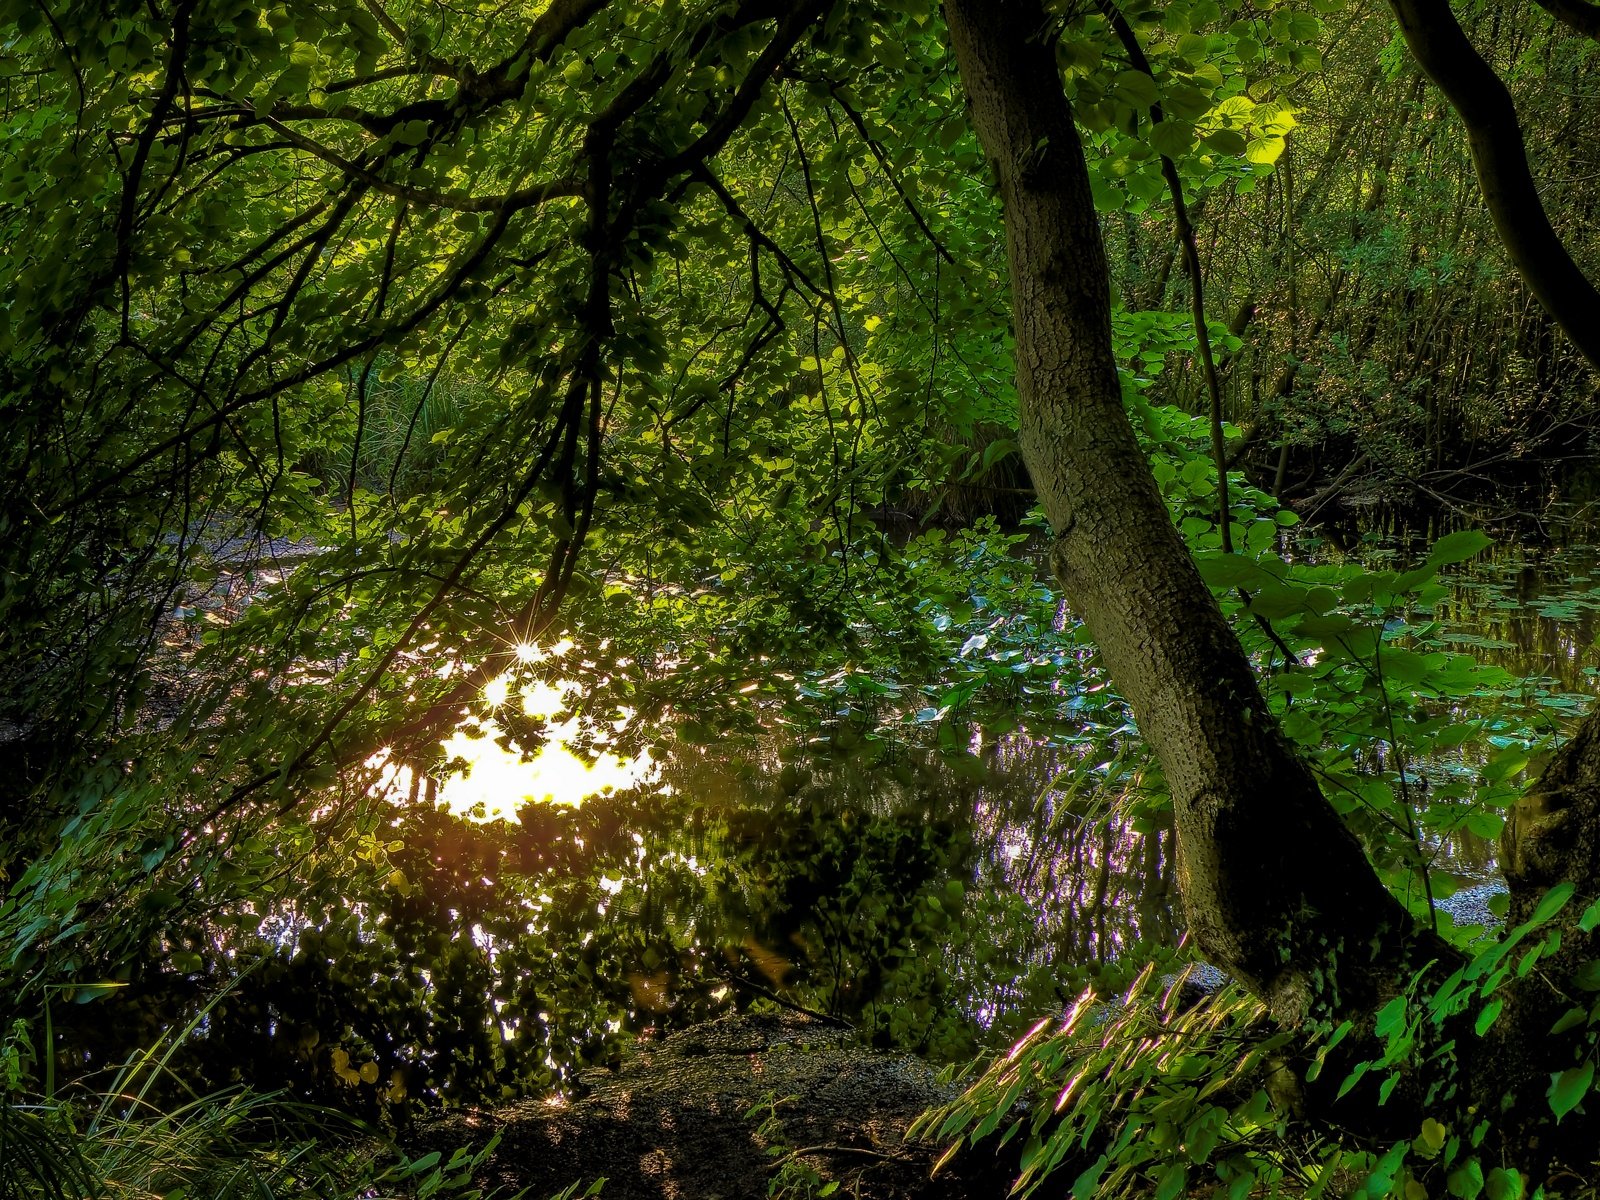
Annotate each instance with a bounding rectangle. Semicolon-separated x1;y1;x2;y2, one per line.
1387;0;1600;371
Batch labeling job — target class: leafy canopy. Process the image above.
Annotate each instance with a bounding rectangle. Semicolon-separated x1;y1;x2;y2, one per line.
0;0;1324;983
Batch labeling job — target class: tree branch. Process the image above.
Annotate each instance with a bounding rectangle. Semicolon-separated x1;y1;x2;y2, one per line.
252;112;582;212
1386;0;1600;370
1529;0;1600;40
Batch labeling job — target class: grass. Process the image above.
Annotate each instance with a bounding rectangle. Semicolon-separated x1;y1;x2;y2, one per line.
300;363;496;500
0;993;579;1200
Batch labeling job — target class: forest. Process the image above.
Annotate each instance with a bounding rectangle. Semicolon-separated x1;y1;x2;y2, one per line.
1;0;1598;1194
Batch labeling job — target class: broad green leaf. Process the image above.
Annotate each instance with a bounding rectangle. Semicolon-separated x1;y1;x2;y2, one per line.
1377;648;1434;686
1163;82;1214;119
1427;529;1492;567
1203;129;1248;156
1245;136;1286;165
1058;37;1102;72
1071;1155;1109;1200
1548;1063;1593;1121
1413;1116;1447;1158
1375;994;1408;1038
1448;1161;1485;1200
1194;552;1272;589
1112;70;1158;109
1529;882;1575;927
1150;119;1196;158
1485;1167;1523;1200
1154;1161;1187;1200
1292;612;1355;637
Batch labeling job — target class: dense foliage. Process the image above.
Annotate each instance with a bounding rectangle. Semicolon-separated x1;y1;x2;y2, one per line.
0;0;1597;1194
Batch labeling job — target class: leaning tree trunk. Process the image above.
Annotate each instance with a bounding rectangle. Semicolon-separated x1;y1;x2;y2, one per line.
941;0;1447;1033
942;0;1600;1173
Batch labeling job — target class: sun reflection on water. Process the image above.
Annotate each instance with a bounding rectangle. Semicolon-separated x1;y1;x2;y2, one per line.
381;640;656;822
434;717;653;821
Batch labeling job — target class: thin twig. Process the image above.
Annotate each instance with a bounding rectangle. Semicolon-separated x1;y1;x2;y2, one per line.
722;972;853;1028
766;1144;908;1170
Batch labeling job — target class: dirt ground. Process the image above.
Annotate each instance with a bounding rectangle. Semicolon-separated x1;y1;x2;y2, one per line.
412;1013;1019;1200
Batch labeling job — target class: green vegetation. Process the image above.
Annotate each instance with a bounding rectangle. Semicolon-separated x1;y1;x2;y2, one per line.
0;0;1598;1194
0;999;560;1199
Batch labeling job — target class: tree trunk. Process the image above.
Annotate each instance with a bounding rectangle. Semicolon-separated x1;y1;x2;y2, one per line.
1490;718;1600;1168
942;0;1600;1175
940;0;1450;1032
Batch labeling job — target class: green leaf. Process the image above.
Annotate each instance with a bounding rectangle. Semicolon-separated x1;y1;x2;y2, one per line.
390;119;430;147
1414;1116;1447;1158
71;980;129;1003
1482;748;1530;785
1529;882;1575;927
1163;82;1213;120
1203;128;1247;156
1578;898;1600;933
1550;1007;1586;1035
1548;1063;1593;1122
980;438;1017;471
1484;1168;1523;1200
1245;136;1286;165
1378;1072;1400;1105
1150;119;1196;159
1194;552;1271;589
1293;612;1355;637
1071;1154;1108;1200
1337;1059;1372;1100
1364;1141;1408;1195
1448;1160;1485;1200
1465;812;1504;840
270;62;311;97
1058;37;1103;72
1574;960;1600;991
1473;998;1502;1036
1112;70;1158;109
1427;529;1492;566
1375;994;1408;1038
1377;648;1433;686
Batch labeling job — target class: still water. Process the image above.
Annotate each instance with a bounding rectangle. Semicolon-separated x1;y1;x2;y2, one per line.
383;533;1600;1046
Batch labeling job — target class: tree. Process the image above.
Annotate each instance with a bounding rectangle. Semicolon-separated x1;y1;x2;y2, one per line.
2;0;1598;1185
1143;12;1599;513
944;0;1600;1173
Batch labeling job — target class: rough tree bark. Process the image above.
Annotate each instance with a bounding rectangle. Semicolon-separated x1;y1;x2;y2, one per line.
1490;722;1600;1169
942;0;1600;1175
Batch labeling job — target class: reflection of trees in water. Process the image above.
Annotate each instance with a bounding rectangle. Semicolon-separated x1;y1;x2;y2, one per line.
636;535;1600;994
423;539;1597;1075
34;699;1425;1113
969;733;1177;968
62;540;1600;1112
1423;542;1600;693
659;726;1179;981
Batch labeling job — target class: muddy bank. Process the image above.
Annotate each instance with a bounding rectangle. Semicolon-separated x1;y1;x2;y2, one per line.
412;1013;1015;1200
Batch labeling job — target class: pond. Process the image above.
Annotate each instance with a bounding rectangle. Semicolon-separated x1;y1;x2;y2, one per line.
353;531;1600;1078
120;527;1600;1113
